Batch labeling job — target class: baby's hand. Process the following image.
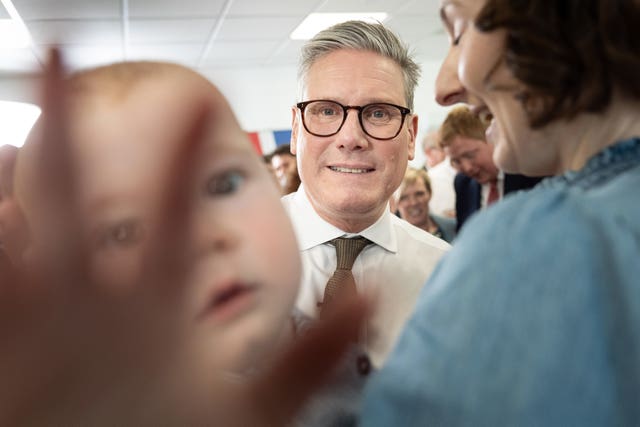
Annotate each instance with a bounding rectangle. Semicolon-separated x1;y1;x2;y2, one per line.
0;49;369;426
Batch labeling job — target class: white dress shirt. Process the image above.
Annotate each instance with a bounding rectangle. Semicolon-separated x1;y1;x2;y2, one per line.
427;158;457;217
282;185;450;368
481;170;505;209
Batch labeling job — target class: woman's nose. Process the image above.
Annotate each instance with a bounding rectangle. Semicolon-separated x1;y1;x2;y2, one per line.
435;47;467;106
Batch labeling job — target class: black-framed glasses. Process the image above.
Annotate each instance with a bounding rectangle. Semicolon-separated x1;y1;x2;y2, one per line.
296;100;411;141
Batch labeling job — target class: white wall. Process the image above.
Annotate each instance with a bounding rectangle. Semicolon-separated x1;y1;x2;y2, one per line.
0;74;40;104
0;58;452;161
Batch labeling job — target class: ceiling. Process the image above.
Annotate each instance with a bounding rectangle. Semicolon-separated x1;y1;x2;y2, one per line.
1;0;447;75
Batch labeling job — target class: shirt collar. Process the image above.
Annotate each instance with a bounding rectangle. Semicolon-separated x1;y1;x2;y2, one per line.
290;185;398;253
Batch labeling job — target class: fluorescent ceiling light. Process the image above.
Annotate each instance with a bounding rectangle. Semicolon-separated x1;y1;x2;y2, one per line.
0;101;41;148
290;12;388;40
0;0;31;49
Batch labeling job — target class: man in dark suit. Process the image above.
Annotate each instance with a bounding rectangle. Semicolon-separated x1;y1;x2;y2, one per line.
454;172;542;231
439;106;543;232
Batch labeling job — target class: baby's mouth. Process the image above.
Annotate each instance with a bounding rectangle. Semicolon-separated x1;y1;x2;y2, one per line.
196;282;257;322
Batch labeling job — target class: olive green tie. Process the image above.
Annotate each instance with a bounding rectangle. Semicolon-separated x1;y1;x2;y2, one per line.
321;236;371;311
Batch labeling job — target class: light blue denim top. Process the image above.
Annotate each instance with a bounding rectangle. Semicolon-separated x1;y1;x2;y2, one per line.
360;137;640;426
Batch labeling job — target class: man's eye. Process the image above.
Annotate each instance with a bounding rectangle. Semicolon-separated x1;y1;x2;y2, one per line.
364;105;395;122
206;170;245;196
308;102;340;117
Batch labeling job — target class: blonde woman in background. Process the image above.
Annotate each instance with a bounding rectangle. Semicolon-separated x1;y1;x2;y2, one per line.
395;167;456;243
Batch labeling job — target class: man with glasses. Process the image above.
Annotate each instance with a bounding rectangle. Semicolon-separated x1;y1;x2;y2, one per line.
282;20;450;425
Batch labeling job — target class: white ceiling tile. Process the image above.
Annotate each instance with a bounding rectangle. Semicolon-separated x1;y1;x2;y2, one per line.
13;0;120;20
317;0;410;13
127;43;202;65
386;15;442;46
129;19;214;43
2;0;449;98
128;0;226;18
0;48;41;73
217;16;302;41
25;19;122;45
201;40;280;66
1;4;11;19
266;39;304;65
413;36;449;62
395;0;441;16
227;0;317;16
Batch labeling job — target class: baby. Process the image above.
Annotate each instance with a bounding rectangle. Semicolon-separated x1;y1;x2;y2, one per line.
2;54;367;425
14;60;301;374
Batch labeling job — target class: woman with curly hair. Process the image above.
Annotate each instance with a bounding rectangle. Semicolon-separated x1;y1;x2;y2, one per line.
362;0;640;424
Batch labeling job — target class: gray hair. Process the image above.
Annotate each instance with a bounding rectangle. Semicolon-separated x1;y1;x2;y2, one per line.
297;20;421;110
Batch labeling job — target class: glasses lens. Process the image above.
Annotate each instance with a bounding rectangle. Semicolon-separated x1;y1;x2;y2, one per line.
303;101;344;136
361;104;404;139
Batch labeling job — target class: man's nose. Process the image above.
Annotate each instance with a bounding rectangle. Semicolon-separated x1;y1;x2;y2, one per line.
459;159;474;175
435;47;467;106
335;110;368;149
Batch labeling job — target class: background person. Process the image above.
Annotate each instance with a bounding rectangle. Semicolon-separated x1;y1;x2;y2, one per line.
270;144;301;195
439;105;542;231
421;130;457;218
395;167;456;243
420;130;445;169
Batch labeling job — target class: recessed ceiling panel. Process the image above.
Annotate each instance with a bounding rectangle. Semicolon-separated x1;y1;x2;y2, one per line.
127;43;203;66
317;0;410;14
13;0;120;20
26;19;122;45
129;19;214;44
129;0;227;19
201;40;280;66
227;0;317;16
39;44;124;71
217;16;302;41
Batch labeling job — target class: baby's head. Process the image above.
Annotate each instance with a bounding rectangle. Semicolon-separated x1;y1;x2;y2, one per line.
15;62;301;371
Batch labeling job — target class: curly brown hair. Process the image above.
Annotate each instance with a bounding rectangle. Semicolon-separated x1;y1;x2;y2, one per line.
476;0;640;128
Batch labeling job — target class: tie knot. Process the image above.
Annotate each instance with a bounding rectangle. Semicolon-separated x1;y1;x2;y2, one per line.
331;236;370;270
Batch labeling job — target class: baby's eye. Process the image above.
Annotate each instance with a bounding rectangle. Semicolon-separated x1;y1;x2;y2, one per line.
206;170;246;196
97;219;143;249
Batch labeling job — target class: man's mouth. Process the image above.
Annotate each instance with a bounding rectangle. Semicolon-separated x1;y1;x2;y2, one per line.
329;166;373;174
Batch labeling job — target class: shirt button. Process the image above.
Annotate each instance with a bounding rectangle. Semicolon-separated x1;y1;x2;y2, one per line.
356;354;371;376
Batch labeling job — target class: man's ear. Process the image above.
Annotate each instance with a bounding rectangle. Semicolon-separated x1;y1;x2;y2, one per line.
407;114;418;161
290;107;299;155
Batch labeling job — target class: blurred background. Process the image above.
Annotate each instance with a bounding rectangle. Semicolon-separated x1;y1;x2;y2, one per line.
0;0;451;165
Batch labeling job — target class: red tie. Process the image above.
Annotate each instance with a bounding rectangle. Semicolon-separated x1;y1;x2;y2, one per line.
487;180;499;205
